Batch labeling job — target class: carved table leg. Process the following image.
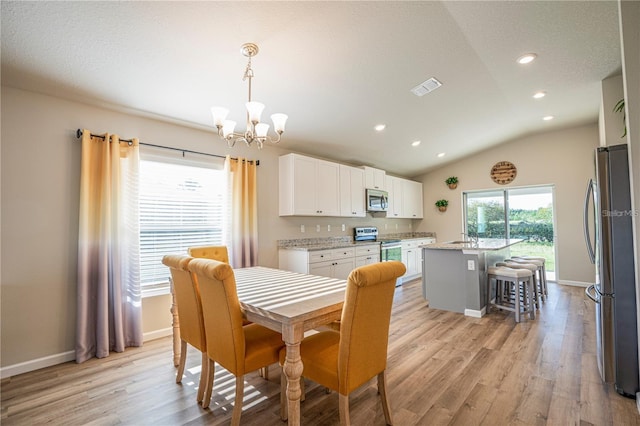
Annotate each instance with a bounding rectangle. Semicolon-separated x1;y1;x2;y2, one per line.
283;326;304;426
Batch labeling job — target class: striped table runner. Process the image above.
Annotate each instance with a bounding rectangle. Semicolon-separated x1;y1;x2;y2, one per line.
234;266;347;312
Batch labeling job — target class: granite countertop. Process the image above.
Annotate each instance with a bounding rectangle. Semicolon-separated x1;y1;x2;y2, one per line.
278;232;436;251
422;238;524;252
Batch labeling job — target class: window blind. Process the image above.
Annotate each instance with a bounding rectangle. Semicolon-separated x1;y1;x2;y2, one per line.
139;159;227;294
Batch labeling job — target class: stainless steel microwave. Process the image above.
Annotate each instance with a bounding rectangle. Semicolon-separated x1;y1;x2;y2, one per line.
366;188;388;212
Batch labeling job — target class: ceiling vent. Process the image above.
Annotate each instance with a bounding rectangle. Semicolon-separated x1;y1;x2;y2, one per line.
411;77;442;97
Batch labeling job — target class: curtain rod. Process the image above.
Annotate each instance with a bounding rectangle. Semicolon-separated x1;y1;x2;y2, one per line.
75;129;259;165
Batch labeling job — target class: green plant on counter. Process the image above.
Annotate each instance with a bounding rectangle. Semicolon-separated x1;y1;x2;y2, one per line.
614;98;627;138
435;199;448;207
445;176;458;185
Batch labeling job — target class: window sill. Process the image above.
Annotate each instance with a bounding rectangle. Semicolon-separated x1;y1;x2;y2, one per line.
142;283;171;298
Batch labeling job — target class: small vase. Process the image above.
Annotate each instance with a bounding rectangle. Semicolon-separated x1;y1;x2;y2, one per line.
438;206;447;212
448;183;457;190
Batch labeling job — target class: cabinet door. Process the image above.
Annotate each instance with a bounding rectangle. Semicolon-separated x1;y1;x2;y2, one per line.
309;260;334;278
387;176;403;218
355;255;379;267
333;258;356;280
339;165;365;217
291;155;319;215
363;166;386;190
402;179;423;219
316;160;340;216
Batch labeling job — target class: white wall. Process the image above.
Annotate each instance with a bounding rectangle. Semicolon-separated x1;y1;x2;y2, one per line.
415;124;600;285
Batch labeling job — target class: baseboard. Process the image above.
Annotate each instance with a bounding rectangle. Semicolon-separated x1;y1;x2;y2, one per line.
0;350;75;380
1;328;174;379
557;280;590;288
465;307;485;318
143;327;173;342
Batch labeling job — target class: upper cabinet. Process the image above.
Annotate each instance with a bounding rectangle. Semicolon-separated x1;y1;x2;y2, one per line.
279;153;422;218
386;175;423;219
279;153;340;216
362;166;386;190
339;165;366;217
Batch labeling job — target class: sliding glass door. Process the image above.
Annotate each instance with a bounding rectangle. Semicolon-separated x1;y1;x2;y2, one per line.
464;186;556;279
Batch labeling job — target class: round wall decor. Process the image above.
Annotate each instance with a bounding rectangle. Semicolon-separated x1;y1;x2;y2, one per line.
490;161;517;185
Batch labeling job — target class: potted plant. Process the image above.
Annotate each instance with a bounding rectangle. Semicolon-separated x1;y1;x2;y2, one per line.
614;98;627;138
435;199;448;212
445;176;458;189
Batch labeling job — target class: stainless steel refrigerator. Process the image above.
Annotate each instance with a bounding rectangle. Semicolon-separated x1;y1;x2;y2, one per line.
584;144;638;398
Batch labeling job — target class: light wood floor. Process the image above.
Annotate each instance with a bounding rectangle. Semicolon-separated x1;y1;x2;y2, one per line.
2;279;639;425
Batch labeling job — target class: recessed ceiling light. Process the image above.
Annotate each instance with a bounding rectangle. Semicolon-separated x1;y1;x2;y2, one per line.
533;91;546;99
412;140;421;147
543;115;554;121
517;53;537;64
374;124;386;132
437;152;446;158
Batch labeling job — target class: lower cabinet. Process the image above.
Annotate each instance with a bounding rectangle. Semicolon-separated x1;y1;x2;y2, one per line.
400;238;436;282
279;244;380;281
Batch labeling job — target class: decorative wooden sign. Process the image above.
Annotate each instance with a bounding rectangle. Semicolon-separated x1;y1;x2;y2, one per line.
490;161;517;185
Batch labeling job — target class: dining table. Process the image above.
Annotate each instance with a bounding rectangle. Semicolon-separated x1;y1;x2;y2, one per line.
170;266;347;426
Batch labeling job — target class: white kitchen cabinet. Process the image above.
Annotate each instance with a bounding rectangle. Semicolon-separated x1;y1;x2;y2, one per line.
279;246;367;280
386;175;423;219
386;175;403;218
402;179;424;219
400;238;436;282
339;165;366;217
355;244;380;267
362;166;386;190
279;153;340;216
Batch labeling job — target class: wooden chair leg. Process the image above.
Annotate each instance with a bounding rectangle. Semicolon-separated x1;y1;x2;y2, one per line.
176;340;187;383
378;371;393;425
196;352;208;403
300;377;305;402
263;365;269;381
202;359;215;409
339;393;350;426
231;375;244;426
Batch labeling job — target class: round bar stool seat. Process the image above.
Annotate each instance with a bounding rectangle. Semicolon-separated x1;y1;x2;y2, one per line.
512;256;548;298
487;266;535;323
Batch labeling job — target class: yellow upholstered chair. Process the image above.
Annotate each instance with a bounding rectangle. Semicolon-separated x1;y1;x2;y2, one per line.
281;261;406;425
188;245;229;264
187;258;285;425
161;254;209;403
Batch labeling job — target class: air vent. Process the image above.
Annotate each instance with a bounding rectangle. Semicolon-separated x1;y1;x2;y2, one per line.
410;77;442;97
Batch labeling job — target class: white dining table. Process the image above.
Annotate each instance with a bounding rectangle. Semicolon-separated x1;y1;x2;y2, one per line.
170;266;347;426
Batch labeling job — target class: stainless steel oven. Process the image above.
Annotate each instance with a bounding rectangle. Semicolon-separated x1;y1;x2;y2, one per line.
380;240;401;262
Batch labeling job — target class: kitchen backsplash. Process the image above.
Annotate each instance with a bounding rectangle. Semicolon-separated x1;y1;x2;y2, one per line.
278;231;436;248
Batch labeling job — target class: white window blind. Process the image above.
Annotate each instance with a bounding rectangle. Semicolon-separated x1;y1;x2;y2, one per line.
139;158;228;295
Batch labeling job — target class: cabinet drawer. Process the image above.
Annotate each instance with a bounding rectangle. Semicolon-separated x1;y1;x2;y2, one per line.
309;247;355;263
355;245;380;257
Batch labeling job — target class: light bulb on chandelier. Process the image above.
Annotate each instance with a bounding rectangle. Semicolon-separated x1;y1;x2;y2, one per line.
211;43;288;149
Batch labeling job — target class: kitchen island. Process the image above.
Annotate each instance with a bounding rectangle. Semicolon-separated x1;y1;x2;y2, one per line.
421;238;523;317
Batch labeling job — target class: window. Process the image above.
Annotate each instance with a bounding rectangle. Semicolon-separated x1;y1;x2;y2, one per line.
139;151;228;296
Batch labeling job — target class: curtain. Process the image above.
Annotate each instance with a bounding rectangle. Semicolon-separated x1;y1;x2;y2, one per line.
226;156;258;268
76;130;142;363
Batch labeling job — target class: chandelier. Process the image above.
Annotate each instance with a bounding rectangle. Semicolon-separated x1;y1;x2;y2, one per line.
211;43;288;149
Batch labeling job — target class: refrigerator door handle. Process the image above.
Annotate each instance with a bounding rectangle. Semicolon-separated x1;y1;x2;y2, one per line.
585;284;599;303
583;179;596;264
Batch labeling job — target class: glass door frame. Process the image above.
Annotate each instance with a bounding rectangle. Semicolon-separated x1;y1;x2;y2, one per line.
462;184;558;281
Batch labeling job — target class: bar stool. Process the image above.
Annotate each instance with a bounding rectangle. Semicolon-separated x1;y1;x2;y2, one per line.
512;256;548;299
509;257;546;302
487;266;535;323
496;261;540;309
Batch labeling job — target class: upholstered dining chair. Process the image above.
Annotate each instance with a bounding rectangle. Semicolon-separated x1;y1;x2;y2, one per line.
188;245;229;264
280;261;406;425
161;254;209;403
187;258;285;425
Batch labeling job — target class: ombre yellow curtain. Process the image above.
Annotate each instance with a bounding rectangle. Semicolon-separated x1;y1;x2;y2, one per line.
226;156;258;267
76;130;142;363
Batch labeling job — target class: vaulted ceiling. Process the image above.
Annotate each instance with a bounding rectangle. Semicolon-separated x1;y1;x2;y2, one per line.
1;1;622;176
